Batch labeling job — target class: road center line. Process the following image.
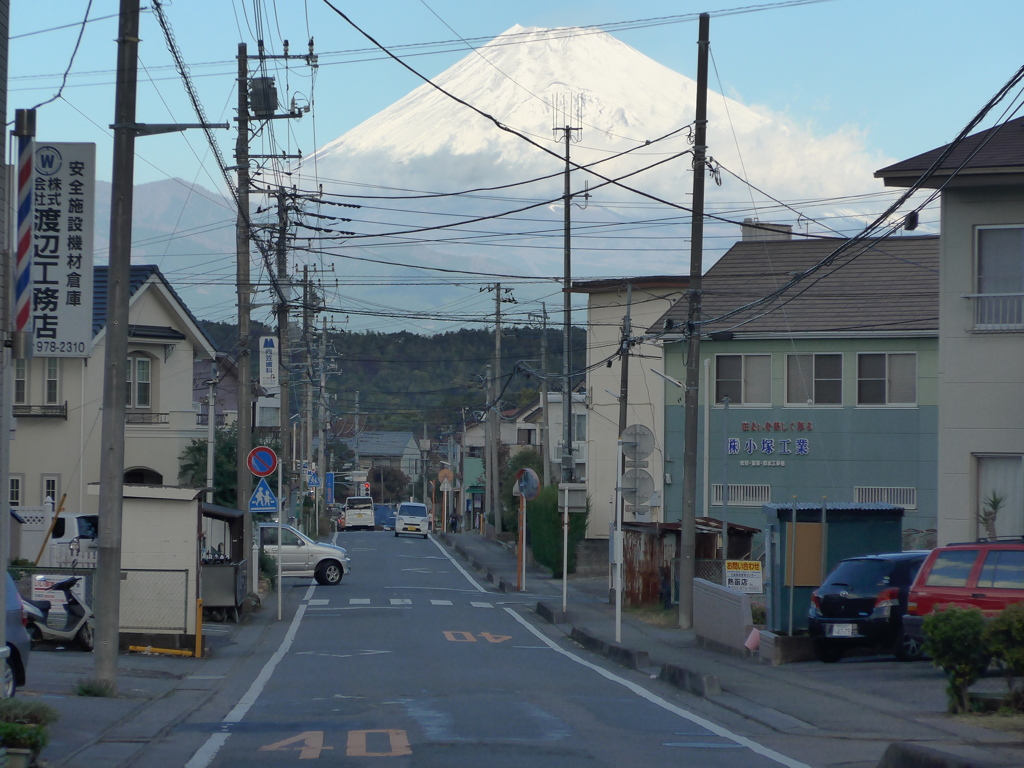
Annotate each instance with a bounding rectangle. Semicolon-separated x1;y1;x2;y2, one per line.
502;608;813;768
185;583;315;768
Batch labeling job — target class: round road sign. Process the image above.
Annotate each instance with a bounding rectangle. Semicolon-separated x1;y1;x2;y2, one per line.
247;446;278;477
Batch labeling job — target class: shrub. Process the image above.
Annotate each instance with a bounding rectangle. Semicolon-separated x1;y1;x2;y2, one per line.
923;606;990;713
984;602;1024;711
525;485;589;577
75;677;116;697
0;721;48;752
0;698;59;727
258;550;278;591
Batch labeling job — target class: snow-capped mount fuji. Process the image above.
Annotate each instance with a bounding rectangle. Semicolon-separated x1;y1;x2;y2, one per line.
310;24;767;191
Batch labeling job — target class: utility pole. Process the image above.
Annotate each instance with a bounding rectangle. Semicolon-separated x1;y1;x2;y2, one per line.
483;364;493;533
617;284;632;529
0;4;13;675
275;188;292;526
234;42;254;595
492;284;502;534
205;372;218;504
679;13;710;630
537;303;550;487
318;317;328;526
302;265;313;533
554;102;582;484
95;0;141;691
421;423;429;512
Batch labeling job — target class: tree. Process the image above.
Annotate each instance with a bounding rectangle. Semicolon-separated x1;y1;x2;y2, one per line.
368;465;409;504
500;447;544;532
179;424;239;507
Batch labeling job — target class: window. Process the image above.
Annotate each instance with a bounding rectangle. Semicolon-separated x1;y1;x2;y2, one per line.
517;428;535;445
786;353;841;405
715;354;771;405
44;358;59;405
43;476;59;506
975;226;1024;328
13;360;26;405
712;484;771;506
858;353;916;405
924;549;978;587
127;355;152;408
9;477;21;507
855;486;918;509
978;550;1024;590
574;414;587;442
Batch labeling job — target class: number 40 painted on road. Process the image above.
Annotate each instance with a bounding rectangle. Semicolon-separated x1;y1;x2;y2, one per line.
442;631;511;643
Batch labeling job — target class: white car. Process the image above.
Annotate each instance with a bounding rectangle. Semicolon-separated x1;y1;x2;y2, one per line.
394;502;429;538
259;523;350;585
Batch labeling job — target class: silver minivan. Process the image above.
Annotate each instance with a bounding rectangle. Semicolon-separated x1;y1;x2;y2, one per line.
259;523;351;585
395;502;429;538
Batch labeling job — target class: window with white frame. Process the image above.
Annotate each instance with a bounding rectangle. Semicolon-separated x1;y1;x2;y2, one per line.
786;353;842;405
13;359;26;405
977;455;1023;537
127;355;152;408
857;353;916;405
574;414;587;442
42;475;59;506
44;358;60;405
974;226;1024;328
9;476;21;507
715;354;771;405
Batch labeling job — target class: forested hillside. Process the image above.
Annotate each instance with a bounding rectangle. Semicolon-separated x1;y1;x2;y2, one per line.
199;322;586;433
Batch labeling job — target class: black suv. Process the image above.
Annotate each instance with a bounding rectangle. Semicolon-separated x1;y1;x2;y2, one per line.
808;551;930;663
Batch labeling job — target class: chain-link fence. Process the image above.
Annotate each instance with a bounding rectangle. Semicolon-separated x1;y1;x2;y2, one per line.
9;566;190;633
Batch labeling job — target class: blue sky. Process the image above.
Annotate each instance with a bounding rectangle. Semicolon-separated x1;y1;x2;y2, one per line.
9;0;1024;188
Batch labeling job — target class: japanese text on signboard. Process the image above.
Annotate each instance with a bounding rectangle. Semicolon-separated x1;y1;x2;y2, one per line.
31;143;95;357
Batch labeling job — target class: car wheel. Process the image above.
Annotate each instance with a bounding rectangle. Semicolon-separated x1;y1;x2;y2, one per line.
77;622;95;651
894;628;925;661
423;533;428;539
394;531;399;537
315;561;343;586
1;656;16;698
814;640;844;663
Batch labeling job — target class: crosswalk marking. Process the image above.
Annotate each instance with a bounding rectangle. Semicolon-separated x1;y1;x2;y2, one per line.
470;601;494;608
390;598;412;605
430;599;453;605
350;599;370;605
321;598;495;609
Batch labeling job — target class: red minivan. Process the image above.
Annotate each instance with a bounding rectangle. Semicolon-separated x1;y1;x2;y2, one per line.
902;540;1024;646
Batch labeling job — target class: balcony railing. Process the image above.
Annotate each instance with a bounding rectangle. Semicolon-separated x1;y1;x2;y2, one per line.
965;292;1024;331
126;412;169;425
13;402;67;419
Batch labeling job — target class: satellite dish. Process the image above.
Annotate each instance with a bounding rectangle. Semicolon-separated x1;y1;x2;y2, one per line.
621;468;654;506
621;424;655;460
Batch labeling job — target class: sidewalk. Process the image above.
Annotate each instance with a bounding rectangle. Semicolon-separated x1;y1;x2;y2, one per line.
437;531;1024;768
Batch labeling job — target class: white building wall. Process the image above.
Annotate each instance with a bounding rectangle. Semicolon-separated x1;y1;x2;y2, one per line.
583;287;681;539
938;187;1024;543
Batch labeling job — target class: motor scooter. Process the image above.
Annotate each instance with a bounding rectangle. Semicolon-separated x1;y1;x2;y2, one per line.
25;575;94;651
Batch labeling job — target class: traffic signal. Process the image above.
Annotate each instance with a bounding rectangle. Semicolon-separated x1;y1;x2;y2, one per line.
364;482;371;494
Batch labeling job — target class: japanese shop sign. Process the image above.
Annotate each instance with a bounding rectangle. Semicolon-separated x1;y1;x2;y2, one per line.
728;422;812;467
259;336;279;393
725;560;763;593
29;143;95;357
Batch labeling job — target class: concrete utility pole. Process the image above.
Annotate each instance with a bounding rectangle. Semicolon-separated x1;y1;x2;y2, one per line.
318;317;328;521
95;0;141;691
205;372;218;504
275;188;292;525
492;284;502;533
554;112;582;484
679;13;710;630
537;303;550;487
303;265;313;534
0;1;12;672
617;284;632;530
484;364;493;532
234;42;254;588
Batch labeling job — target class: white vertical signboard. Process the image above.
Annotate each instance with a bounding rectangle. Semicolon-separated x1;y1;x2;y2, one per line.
259;335;279;394
30;142;95;357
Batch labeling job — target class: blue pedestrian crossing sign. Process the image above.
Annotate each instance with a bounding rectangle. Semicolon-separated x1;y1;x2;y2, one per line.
249;477;278;514
307;471;321;488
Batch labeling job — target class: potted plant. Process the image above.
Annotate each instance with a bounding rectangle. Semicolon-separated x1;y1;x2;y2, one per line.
980;490;1004;540
0;699;59;767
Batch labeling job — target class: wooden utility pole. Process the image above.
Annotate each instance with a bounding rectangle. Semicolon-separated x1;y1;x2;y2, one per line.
95;0;140;690
679;13;710;630
234;42;254;590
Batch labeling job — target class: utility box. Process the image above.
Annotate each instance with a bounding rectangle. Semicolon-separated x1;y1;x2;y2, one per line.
249;77;278;118
762;502;904;635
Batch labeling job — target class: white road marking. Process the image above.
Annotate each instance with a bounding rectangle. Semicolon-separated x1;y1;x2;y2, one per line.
429;536;489;592
390;598;412;605
503;609;813;768
431;599;453;606
308;599;330;606
471;601;494;608
350;598;370;605
185;583;315;768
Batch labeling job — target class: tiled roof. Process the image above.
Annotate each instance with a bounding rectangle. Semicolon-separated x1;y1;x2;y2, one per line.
650;235;939;336
342;431;416;457
93;265;214;350
875;116;1024;187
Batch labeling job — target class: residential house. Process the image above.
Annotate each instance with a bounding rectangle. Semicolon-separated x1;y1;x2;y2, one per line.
341;431;421;484
877;116;1024;542
9;265;217;517
655;230;940;549
572;276;689;540
193;354;240;428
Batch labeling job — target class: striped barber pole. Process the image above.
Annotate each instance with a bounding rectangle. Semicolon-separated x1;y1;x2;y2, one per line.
14;134;33;335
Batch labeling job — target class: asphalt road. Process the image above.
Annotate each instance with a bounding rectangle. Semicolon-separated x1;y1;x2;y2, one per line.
178;530;812;768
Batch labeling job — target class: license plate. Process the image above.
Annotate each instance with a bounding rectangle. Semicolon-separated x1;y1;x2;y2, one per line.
828;624;855;637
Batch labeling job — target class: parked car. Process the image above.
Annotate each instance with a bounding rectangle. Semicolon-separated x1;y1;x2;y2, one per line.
808;551;930;663
259;523;351;585
903;539;1024;647
4;575;30;697
395;502;429;538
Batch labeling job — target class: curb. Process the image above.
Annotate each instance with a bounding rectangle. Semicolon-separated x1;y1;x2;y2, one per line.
569;626;650;671
877;742;1016;768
